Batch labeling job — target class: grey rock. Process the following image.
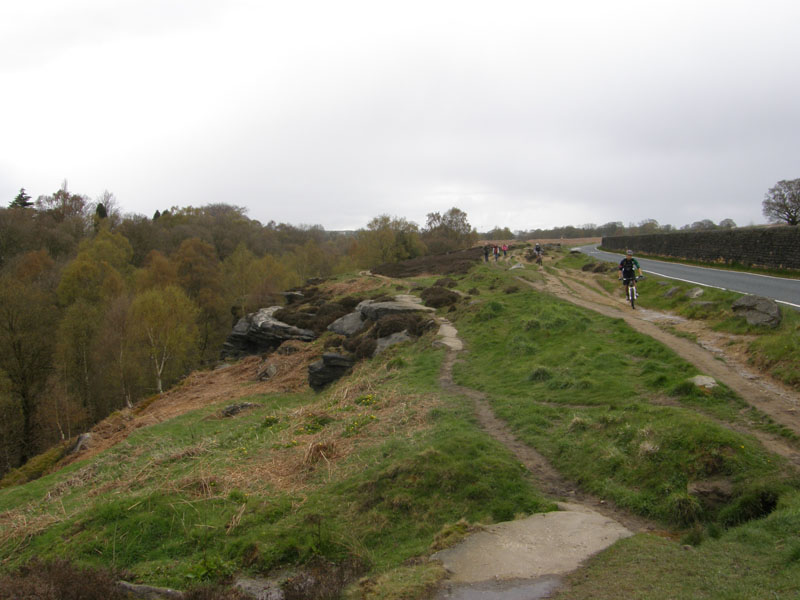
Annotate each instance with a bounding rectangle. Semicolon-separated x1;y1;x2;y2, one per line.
308;353;355;390
235;577;285;600
732;295;782;328
510;263;525;270
356;298;434;321
221;306;316;359
689;375;717;390
117;581;183;599
328;311;367;336
280;291;304;305
70;433;92;454
257;362;278;380
663;286;681;298
374;330;413;356
685;287;705;299
689;301;716;309
222;402;258;417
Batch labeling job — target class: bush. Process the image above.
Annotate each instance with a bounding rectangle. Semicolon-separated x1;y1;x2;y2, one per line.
420;286;460;308
0;559;127;600
528;367;553;382
719;486;780;527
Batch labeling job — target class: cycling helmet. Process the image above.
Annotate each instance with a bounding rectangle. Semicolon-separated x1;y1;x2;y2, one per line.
626;249;633;256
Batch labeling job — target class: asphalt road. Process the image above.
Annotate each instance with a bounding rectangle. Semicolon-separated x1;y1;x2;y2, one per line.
577;244;800;310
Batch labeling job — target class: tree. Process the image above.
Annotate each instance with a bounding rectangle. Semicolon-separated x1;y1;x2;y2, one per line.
35;181;88;223
0;276;57;462
9;188;33;209
173;238;227;362
421;207;477;254
719;218;737;229
54;301;102;418
762;179;800;225
128;286;199;394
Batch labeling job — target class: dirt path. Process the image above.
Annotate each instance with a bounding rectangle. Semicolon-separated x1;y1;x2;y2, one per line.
519;267;800;465
431;316;656;600
430;261;800;598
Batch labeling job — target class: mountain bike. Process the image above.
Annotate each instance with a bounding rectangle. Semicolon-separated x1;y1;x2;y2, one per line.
624;275;645;309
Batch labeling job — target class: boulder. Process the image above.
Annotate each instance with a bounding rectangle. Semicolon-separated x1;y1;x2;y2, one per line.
663;286;681;298
510;262;525;270
257;362;278;381
69;433;92;455
222;402;258;417
221;307;316;359
308;353;355;390
117;581;183;599
685;287;705;299
235;577;284;600
356;298;434;321
280;291;304;305
374;330;413;356
731;295;782;328
328;311;367;336
689;375;717;390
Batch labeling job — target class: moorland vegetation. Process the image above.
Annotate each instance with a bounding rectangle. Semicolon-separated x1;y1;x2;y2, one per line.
2;185;800;598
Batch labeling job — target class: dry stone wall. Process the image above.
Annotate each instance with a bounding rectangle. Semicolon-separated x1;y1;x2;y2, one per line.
602;226;800;270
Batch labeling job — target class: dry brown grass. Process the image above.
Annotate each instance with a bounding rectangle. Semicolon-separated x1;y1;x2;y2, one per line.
222;358;441;497
58;342;319;470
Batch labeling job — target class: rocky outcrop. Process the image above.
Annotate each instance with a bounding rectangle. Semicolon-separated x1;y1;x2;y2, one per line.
356;297;435;321
374;330;412;355
328;311;368;336
221;307;316;359
308;353;355;390
731;295;782;328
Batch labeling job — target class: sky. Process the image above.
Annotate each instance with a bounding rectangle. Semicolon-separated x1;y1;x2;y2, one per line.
2;0;799;233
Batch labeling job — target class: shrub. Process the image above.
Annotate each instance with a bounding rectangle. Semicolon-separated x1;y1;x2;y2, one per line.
528;367;553;382
0;559;127;600
719;486;780;527
420;286;460;308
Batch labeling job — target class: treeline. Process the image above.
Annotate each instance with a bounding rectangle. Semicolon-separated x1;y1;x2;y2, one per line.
482;217;740;241
0;185;477;476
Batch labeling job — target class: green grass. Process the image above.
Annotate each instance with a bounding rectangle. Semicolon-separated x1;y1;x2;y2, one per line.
552;251;800;392
449;268;799;526
555;489;800;599
0;341;552;589
2;262;800;597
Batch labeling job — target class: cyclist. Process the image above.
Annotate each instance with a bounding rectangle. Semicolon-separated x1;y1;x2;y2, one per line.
618;250;643;298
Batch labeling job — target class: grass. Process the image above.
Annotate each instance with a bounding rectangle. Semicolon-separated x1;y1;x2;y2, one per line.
449;266;799;528
0;338;552;590
552;247;800;391
2;257;800;598
554;489;800;599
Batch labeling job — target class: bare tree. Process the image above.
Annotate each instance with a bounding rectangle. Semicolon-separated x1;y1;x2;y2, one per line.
762;179;800;226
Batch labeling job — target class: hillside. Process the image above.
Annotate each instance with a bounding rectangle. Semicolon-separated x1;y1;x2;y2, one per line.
2;244;800;599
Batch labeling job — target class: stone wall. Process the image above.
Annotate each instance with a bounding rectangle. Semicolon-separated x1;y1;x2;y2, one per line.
602;226;800;270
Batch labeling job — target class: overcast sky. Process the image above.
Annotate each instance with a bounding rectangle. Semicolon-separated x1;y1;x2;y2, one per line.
2;1;799;232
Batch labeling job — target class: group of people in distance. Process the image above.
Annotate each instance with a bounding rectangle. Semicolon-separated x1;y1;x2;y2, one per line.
481;242;643;300
483;243;509;262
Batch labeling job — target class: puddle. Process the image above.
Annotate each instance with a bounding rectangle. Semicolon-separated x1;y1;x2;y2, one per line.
436;575;562;600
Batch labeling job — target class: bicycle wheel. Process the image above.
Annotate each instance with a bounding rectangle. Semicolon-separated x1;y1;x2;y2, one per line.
629;284;636;309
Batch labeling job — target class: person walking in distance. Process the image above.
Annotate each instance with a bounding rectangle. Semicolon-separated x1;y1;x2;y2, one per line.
483;245;490;262
502;243;508;258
